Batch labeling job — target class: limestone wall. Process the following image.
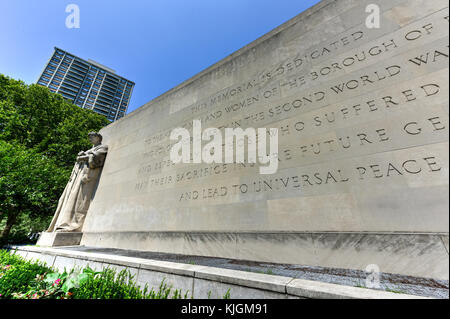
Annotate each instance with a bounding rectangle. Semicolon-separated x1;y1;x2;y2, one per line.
81;0;449;280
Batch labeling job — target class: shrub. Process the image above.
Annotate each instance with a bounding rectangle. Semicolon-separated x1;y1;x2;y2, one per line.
0;250;191;299
11;267;94;299
0;250;51;299
73;267;189;299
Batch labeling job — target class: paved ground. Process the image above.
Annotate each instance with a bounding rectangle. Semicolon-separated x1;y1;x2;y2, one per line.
60;246;448;298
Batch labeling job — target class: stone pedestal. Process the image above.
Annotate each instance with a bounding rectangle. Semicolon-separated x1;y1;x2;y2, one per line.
37;232;83;247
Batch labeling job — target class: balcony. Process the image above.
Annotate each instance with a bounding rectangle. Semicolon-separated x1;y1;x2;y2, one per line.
60;81;80;92
59;83;78;97
95;99;111;108
67;72;85;83
68;67;87;77
102;81;117;91
97;95;113;104
93;105;109;115
101;86;115;96
72;60;89;71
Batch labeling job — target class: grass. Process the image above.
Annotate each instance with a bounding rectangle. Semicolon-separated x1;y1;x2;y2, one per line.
255;268;274;275
385;288;406;294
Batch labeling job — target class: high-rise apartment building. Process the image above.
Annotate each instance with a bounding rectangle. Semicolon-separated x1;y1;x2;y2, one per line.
37;47;135;122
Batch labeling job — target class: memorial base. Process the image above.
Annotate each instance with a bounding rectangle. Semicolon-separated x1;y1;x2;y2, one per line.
11;245;431;299
37;232;83;247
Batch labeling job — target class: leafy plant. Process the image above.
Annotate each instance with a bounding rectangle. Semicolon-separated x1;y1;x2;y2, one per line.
0;250;51;299
44;267;96;294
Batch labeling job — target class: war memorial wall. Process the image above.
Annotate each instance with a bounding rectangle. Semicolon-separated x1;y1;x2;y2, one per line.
76;0;449;280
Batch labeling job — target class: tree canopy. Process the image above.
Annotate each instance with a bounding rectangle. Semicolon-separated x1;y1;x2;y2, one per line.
0;74;109;169
0;74;110;243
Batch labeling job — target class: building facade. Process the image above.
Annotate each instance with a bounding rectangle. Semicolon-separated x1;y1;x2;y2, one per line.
37;47;135;122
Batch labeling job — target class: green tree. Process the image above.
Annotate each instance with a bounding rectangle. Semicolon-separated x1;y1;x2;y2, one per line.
0;74;110;242
0;74;109;169
0;141;68;241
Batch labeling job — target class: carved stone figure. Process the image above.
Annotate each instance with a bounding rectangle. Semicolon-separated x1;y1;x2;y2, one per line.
47;132;108;232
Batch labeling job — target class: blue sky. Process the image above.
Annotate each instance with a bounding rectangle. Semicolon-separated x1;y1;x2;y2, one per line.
0;0;321;114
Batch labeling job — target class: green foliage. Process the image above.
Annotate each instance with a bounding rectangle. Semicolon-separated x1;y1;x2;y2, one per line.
11;267;98;299
0;249;100;299
43;268;93;294
0;141;69;245
223;288;231;299
0;214;50;245
385;288;406;294
0;73;109;242
0;74;109;169
73;268;188;299
0;250;51;298
0;249;27;266
6;267;94;299
11;272;67;299
0;250;193;299
0;141;68;214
